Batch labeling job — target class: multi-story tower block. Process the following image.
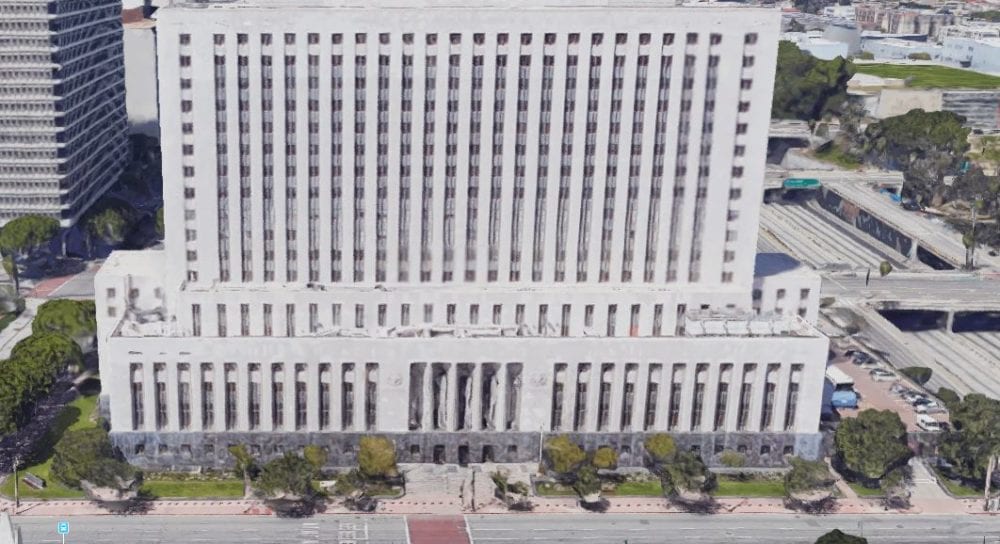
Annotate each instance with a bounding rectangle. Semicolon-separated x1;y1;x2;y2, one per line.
0;0;128;226
96;0;828;468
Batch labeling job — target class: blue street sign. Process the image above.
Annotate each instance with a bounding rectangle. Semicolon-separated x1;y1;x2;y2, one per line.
57;521;69;535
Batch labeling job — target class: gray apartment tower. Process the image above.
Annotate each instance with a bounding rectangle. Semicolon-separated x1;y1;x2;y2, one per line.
0;0;129;227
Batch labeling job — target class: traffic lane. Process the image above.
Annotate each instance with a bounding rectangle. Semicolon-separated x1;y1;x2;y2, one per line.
14;515;409;544
466;514;1000;543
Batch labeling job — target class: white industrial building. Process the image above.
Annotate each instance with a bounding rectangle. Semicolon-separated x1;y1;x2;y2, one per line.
0;0;129;227
95;0;829;469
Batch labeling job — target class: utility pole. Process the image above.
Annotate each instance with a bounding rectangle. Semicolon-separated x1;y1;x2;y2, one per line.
12;454;19;512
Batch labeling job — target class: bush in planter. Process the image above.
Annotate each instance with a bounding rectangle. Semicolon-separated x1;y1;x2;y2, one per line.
834;409;911;484
719;450;746;469
573;465;609;512
644;434;677;465
543;435;587;478
358;436;398;480
591;446;618;470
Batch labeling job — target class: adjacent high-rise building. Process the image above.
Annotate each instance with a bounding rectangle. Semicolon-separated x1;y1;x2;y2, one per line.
96;0;828;470
0;0;129;226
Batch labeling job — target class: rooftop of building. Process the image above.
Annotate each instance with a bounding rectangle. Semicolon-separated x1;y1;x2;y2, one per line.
753;252;815;279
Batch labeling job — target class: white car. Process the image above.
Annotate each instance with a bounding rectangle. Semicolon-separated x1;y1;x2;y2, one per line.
869;368;897;382
916;414;942;432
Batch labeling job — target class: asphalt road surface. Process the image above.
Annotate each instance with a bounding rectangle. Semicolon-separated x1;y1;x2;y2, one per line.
15;514;1000;544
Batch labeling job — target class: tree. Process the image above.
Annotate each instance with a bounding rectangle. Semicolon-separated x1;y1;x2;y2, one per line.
970;9;1000;22
939;394;1000;485
793;0;834;14
815;529;868;544
591;446;618;470
358;436;397;480
228;444;258;495
864;110;971;206
255;453;317;500
662;450;716;497
907;52;931;61
784;457;836;509
51;427;138;490
303;445;328;474
543;435;587;476
83;199;137;257
834;409;912;482
879;261;893;277
32;299;97;351
0;215;59;292
937;387;961;407
644;433;677;464
772;41;855;121
11;332;84;376
899;366;932;386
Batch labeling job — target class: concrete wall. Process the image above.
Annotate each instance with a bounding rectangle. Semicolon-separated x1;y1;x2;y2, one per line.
816;187;914;258
124;23;160;137
872;88;943;119
113;429;824;470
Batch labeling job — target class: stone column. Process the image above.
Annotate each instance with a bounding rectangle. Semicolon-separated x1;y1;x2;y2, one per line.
307;363;320;432
446;363;458;431
495;363;508;431
422;362;434;431
470;363;483;431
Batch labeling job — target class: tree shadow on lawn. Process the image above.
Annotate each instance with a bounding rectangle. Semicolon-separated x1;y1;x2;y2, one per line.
22;404;81;468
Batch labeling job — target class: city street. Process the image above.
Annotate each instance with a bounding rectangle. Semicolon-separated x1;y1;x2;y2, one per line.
13;513;1000;544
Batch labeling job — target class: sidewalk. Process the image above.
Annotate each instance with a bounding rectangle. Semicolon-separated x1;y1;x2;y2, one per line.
1;494;988;518
0;298;42;359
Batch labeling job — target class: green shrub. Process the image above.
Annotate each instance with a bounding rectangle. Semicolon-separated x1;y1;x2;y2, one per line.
591;446;618;470
719;450;746;468
543;435;586;475
900;366;932;386
937;387;961;407
358;436;397;479
644;433;677;463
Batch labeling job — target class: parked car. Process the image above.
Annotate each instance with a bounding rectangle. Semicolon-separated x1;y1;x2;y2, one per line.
889;383;909;396
902;390;926;404
916;402;946;415
916;414;942;432
869;368;897;382
851;351;874;365
901;200;922;212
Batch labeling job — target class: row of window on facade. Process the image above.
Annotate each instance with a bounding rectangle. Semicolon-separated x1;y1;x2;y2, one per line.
179;36;755;287
549;362;803;434
178;300;704;337
129;362;379;433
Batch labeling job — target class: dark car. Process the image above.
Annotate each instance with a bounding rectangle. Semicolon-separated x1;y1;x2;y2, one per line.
901;200;922;211
852;351;874;365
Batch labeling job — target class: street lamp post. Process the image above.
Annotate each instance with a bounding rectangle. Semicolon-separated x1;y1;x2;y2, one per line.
12;454;20;512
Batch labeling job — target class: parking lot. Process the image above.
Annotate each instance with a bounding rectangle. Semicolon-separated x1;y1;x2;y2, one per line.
829;346;949;433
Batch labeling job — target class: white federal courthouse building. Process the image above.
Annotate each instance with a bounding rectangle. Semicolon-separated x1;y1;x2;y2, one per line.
96;0;829;469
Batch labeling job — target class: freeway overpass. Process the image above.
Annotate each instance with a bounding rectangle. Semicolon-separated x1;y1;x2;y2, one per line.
821;271;1000;312
764;167;904;191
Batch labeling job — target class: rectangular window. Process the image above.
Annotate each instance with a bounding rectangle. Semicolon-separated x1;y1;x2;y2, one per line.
332;304;342;327
309;303;319;332
561;305;571;337
573;363;590;431
355;304;365;328
342;364;355;430
785;365;802;430
401;304;411;326
154;364;167;430
130;364;144;430
320;367;331;430
201;364;214;429
296;369;308;430
248;365;261;430
286;304;296;337
272;365;285;429
606;304;617;336
584;305;594;328
598;365;612;431
263;304;273;336
178;367;191;430
216;304;227;337
192;304;202;336
621;366;636;430
240;304;250;335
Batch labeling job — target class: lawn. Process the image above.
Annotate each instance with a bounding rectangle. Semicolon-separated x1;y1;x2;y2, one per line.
848;482;884;497
0;311;20;333
814;144;862;170
605;479;664;497
713;476;787;498
0;394;99;500
853;64;1000;89
141;479;244;499
933;469;982;498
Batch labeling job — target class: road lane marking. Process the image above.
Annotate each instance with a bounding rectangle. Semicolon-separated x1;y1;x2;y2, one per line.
404;515;411;544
